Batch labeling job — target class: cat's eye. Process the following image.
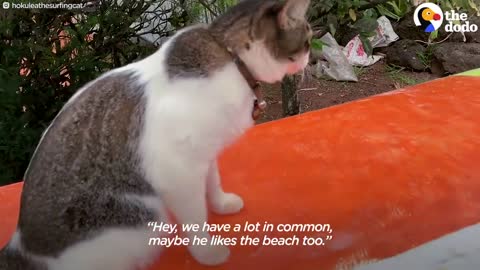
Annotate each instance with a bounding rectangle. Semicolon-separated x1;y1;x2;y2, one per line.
288;56;295;62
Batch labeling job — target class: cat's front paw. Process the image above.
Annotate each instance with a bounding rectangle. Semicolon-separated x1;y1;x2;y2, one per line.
188;243;230;266
211;193;244;215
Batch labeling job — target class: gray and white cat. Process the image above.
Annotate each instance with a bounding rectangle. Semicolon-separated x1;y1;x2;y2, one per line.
0;0;312;269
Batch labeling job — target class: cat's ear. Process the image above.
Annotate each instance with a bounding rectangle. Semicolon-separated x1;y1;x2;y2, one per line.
278;0;311;29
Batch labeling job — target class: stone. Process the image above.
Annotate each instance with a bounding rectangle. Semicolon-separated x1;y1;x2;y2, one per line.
394;11;431;41
433;42;480;74
385;39;428;71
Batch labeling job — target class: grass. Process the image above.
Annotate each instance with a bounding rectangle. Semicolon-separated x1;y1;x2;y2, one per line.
416;45;436;70
385;64;419;86
354;66;368;78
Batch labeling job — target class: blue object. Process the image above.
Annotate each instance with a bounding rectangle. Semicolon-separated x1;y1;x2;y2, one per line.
425;24;435;33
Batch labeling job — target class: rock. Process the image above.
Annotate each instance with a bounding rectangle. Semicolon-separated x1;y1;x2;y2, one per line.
386;39;428;71
429;57;446;77
433;42;480;74
466;16;480;43
394;11;431;41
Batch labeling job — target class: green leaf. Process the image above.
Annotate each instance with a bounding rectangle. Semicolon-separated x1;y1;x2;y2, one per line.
377;4;401;21
387;1;402;15
363;8;378;19
398;0;411;14
364;30;378;38
468;0;480;15
311;38;327;51
328;24;336;37
353;17;379;33
429;30;439;42
327;14;338;36
359;0;370;5
349;9;357;21
359;34;374;56
445;0;455;11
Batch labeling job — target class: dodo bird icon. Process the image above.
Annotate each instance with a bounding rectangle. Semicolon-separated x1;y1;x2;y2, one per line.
418;7;441;32
414;3;444;33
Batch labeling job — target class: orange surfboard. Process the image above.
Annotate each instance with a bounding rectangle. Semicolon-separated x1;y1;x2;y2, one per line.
1;70;480;269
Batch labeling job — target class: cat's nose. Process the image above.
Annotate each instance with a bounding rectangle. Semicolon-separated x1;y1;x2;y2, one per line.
287;64;301;74
286;55;309;74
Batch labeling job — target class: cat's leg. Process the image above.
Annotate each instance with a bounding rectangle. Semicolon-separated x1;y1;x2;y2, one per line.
207;160;244;215
157;162;230;266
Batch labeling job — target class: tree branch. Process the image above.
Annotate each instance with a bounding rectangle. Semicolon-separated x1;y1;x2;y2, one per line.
198;0;218;17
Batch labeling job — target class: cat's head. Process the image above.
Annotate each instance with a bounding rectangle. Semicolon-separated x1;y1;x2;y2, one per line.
211;0;312;84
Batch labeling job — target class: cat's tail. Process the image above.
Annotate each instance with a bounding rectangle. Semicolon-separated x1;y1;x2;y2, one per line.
0;245;47;270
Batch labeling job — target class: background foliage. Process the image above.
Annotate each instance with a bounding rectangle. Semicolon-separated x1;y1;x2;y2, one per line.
0;0;237;185
1;0;478;185
310;0;478;54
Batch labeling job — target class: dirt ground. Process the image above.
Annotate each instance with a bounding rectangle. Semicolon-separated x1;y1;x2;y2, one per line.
258;60;440;124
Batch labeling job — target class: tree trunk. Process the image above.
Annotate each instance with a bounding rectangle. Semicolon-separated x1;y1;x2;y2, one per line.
281;75;300;117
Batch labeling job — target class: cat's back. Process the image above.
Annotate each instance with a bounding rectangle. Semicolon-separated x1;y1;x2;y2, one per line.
16;69;158;257
21;71;153;218
23;70;149;189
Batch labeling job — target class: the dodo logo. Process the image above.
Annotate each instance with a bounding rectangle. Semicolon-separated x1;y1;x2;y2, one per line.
414;3;444;33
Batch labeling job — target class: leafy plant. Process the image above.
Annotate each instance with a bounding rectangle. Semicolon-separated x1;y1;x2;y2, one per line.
352;16;379;55
377;0;412;21
308;0;415;55
311;38;328;52
309;0;379;36
0;0;224;186
417;45;436;69
437;0;480;15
